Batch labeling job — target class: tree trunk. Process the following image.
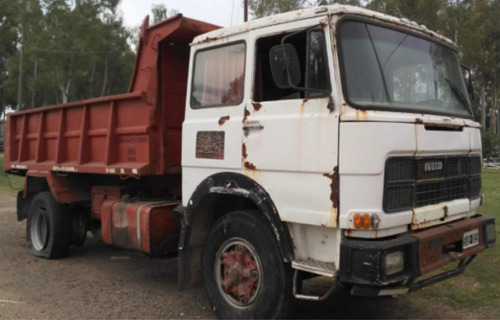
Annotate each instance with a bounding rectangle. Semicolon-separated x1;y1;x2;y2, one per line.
31;60;38;108
100;55;108;97
493;76;498;134
481;80;486;129
490;108;497;134
89;61;96;98
17;28;24;111
59;80;72;104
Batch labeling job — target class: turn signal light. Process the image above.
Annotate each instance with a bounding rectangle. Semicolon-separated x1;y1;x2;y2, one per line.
353;213;373;229
352;213;381;230
353;214;362;229
362;214;370;229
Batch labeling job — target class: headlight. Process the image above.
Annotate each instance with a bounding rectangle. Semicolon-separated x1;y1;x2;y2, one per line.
385;251;404;275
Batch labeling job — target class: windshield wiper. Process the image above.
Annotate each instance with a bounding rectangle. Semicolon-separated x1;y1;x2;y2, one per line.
444;77;473;115
365;24;391;103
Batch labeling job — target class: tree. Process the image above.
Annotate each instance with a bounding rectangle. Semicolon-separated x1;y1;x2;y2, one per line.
367;0;444;32
152;3;167;23
482;129;500;159
151;3;179;24
4;0;135;109
248;0;308;18
0;0;19;116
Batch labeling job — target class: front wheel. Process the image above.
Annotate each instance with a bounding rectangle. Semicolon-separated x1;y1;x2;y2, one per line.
202;210;294;319
26;192;71;259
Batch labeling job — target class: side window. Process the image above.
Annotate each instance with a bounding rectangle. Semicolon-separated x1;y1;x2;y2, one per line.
254;28;331;101
191;42;246;108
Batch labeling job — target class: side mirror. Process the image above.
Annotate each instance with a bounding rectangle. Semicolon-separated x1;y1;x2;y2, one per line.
269;44;301;89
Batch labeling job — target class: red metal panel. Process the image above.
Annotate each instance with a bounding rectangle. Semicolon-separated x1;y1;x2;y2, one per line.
91;186;123;220
25;170;87;203
413;217;485;274
161;42;190;168
100;200;180;255
101;200;116;245
138;203;181;254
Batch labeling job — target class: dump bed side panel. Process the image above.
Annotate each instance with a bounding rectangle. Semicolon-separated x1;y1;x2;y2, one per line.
5;92;158;176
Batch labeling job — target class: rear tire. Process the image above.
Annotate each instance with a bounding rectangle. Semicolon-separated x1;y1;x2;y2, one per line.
202;210;294;319
26;192;71;259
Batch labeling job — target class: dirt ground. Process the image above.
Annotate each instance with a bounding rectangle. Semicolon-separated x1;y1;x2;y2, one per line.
0;191;479;319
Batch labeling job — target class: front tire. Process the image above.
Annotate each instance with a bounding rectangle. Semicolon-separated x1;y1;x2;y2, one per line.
26;192;71;259
202;210;294;319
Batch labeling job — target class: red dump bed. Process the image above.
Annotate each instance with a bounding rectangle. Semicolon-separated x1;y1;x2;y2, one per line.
4;15;219;177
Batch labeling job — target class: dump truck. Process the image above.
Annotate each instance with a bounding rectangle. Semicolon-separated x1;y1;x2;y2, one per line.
5;5;496;319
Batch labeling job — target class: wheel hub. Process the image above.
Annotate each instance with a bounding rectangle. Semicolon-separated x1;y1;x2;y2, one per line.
216;239;262;308
30;208;49;251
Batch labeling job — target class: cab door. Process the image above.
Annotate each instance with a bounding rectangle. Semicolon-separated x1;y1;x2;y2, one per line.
243;19;340;229
182;39;248;201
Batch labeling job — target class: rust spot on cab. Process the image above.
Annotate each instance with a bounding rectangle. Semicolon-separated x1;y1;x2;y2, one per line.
355;110;368;120
323;166;339;208
242;107;250;123
415;118;424;124
242;143;248;159
244;161;256;170
300;98;309;116
218;116;230;126
252;102;262;112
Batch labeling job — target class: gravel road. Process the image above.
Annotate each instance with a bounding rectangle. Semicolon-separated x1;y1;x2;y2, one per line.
0;191;476;319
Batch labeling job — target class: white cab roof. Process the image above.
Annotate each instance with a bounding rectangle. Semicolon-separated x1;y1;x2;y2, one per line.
192;5;456;49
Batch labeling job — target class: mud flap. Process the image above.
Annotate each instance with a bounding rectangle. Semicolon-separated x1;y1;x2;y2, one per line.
17;191;34;222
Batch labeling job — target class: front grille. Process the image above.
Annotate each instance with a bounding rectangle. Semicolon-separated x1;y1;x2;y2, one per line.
384;155;481;213
415;179;468;207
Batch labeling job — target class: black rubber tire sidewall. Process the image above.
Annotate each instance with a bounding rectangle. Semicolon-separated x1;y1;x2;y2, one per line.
202;210;294;319
26;192;71;259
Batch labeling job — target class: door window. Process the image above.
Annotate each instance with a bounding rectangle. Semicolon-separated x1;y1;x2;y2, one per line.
254;28;331;101
191;42;246;108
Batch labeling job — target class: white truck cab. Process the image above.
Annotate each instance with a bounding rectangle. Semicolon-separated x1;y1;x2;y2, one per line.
178;5;495;318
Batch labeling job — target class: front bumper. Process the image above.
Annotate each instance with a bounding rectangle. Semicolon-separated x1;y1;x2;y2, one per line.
339;215;496;296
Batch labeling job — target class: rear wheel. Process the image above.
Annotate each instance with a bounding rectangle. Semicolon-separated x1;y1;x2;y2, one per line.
26;192;71;259
202;210;294;319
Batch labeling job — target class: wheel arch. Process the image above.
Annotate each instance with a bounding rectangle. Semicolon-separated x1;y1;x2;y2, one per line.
176;172;295;289
18;171;90;220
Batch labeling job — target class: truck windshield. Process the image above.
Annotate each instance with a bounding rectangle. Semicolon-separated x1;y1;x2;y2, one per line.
338;20;472;118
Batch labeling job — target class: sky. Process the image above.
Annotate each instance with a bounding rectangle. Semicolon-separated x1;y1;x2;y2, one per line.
119;0;246;28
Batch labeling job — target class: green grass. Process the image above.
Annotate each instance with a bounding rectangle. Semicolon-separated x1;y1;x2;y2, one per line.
0;155;25;196
415;169;500;317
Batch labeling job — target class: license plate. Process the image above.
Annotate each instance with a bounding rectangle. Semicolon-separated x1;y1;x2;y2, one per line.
462;229;479;250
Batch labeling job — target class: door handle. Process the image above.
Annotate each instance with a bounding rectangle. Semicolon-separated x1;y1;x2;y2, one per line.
243;122;264;135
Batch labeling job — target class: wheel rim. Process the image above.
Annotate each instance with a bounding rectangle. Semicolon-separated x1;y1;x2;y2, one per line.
30;207;49;251
215;237;263;309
